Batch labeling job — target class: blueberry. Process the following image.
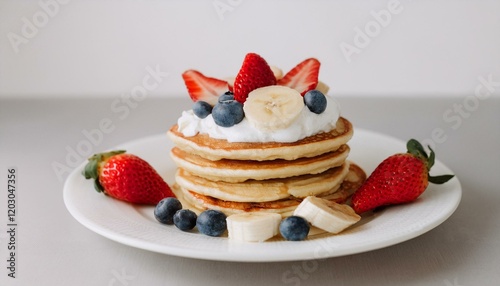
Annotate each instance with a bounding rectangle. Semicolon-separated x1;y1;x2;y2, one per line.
212;100;244;127
173;209;197;231
154;197;182;225
218;91;234;103
193;101;213;119
279;216;310;241
304;90;327;114
196;210;227;237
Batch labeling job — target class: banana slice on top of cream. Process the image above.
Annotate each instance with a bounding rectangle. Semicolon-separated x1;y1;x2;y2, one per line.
243;86;304;132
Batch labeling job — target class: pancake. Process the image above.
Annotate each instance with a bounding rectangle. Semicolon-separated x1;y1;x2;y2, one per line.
167;117;353;161
176;163;366;216
175;162;350;202
170;144;350;183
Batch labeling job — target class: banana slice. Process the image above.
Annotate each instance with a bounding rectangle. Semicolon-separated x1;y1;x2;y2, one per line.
294;196;360;234
270;66;283;80
315;81;329;94
243;86;304;131
226;212;281;242
223;76;235;91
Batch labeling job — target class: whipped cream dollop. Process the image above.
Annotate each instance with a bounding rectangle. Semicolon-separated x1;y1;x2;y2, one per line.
177;95;340;143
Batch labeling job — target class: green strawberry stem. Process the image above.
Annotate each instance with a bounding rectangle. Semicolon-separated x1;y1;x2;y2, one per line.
406;139;429;164
82;150;126;193
428;174;455;184
406;139;454;184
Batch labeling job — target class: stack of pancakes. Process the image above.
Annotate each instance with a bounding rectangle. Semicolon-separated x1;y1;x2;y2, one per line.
167;117;366;216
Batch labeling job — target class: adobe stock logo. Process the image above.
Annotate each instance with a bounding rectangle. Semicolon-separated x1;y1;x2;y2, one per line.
420;74;499;150
339;0;404;63
108;267;137;286
281;240;340;286
212;0;243;21
6;0;71;54
51;65;170;182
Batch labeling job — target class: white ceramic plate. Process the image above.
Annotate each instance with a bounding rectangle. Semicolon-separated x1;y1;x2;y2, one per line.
63;130;461;262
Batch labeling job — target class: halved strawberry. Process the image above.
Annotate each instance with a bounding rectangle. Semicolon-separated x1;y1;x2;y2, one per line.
182;70;229;105
277;58;320;96
233;53;277;103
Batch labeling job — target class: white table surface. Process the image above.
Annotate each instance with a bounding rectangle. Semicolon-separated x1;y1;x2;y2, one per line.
0;96;499;286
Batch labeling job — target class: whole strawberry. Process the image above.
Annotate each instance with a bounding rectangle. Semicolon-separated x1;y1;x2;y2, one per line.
82;150;175;205
233;53;277;103
351;139;454;214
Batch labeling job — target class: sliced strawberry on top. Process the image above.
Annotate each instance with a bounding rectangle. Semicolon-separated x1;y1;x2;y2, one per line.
233;53;277;103
277;58;320;96
182;70;229;105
